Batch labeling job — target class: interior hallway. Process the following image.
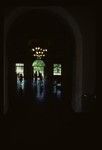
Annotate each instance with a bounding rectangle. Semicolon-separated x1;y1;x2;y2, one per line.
1;77;77;144
1;4;96;145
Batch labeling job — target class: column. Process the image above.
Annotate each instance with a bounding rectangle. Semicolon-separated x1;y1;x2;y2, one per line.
46;61;53;98
24;61;33;97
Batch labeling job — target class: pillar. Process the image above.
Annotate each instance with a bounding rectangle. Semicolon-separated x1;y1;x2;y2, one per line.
46;60;53;98
24;61;33;97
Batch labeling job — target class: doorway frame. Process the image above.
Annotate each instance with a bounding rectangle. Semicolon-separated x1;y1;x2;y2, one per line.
4;6;83;113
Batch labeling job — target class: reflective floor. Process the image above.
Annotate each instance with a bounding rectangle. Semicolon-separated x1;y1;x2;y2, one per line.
3;78;87;145
16;78;62;104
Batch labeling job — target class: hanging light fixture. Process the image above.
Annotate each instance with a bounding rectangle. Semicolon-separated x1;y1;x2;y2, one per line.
32;48;35;51
32;46;48;59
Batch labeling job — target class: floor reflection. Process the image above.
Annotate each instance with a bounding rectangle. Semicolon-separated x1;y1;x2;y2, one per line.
53;81;62;98
16;78;62;102
32;79;45;102
17;78;24;95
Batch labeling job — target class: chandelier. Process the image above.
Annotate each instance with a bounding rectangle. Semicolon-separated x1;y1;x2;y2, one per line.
32;47;47;59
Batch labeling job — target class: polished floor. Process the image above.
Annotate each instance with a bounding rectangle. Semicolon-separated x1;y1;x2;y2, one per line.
0;78;72;144
16;78;62;104
1;78;95;144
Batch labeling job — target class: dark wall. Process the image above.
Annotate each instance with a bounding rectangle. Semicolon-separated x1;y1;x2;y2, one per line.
64;4;96;95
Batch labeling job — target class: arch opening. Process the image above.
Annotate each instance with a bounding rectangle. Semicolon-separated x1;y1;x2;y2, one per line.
4;6;83;113
32;59;45;80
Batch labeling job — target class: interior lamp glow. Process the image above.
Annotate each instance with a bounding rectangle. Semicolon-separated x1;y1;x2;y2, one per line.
32;48;35;51
32;46;47;59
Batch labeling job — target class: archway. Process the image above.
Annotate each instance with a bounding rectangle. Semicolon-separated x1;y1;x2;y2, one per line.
32;59;45;81
4;6;83;113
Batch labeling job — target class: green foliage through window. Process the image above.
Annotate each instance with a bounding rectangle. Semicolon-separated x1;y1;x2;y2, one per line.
32;60;45;77
53;64;61;75
32;60;45;67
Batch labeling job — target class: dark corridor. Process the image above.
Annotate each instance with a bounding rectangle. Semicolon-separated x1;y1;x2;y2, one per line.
1;5;96;145
7;8;75;114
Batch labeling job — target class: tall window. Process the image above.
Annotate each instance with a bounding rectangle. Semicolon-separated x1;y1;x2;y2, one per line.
32;60;45;77
53;64;61;75
15;63;24;77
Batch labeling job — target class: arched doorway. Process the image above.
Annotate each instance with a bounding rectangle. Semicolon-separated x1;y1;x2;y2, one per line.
4;6;83;113
32;59;45;81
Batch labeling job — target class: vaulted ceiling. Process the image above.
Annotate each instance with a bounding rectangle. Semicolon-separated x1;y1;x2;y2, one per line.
6;8;75;61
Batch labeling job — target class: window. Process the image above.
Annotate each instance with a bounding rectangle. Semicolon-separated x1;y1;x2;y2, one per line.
32;60;45;77
15;63;24;67
32;60;45;67
53;64;61;75
15;63;24;77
